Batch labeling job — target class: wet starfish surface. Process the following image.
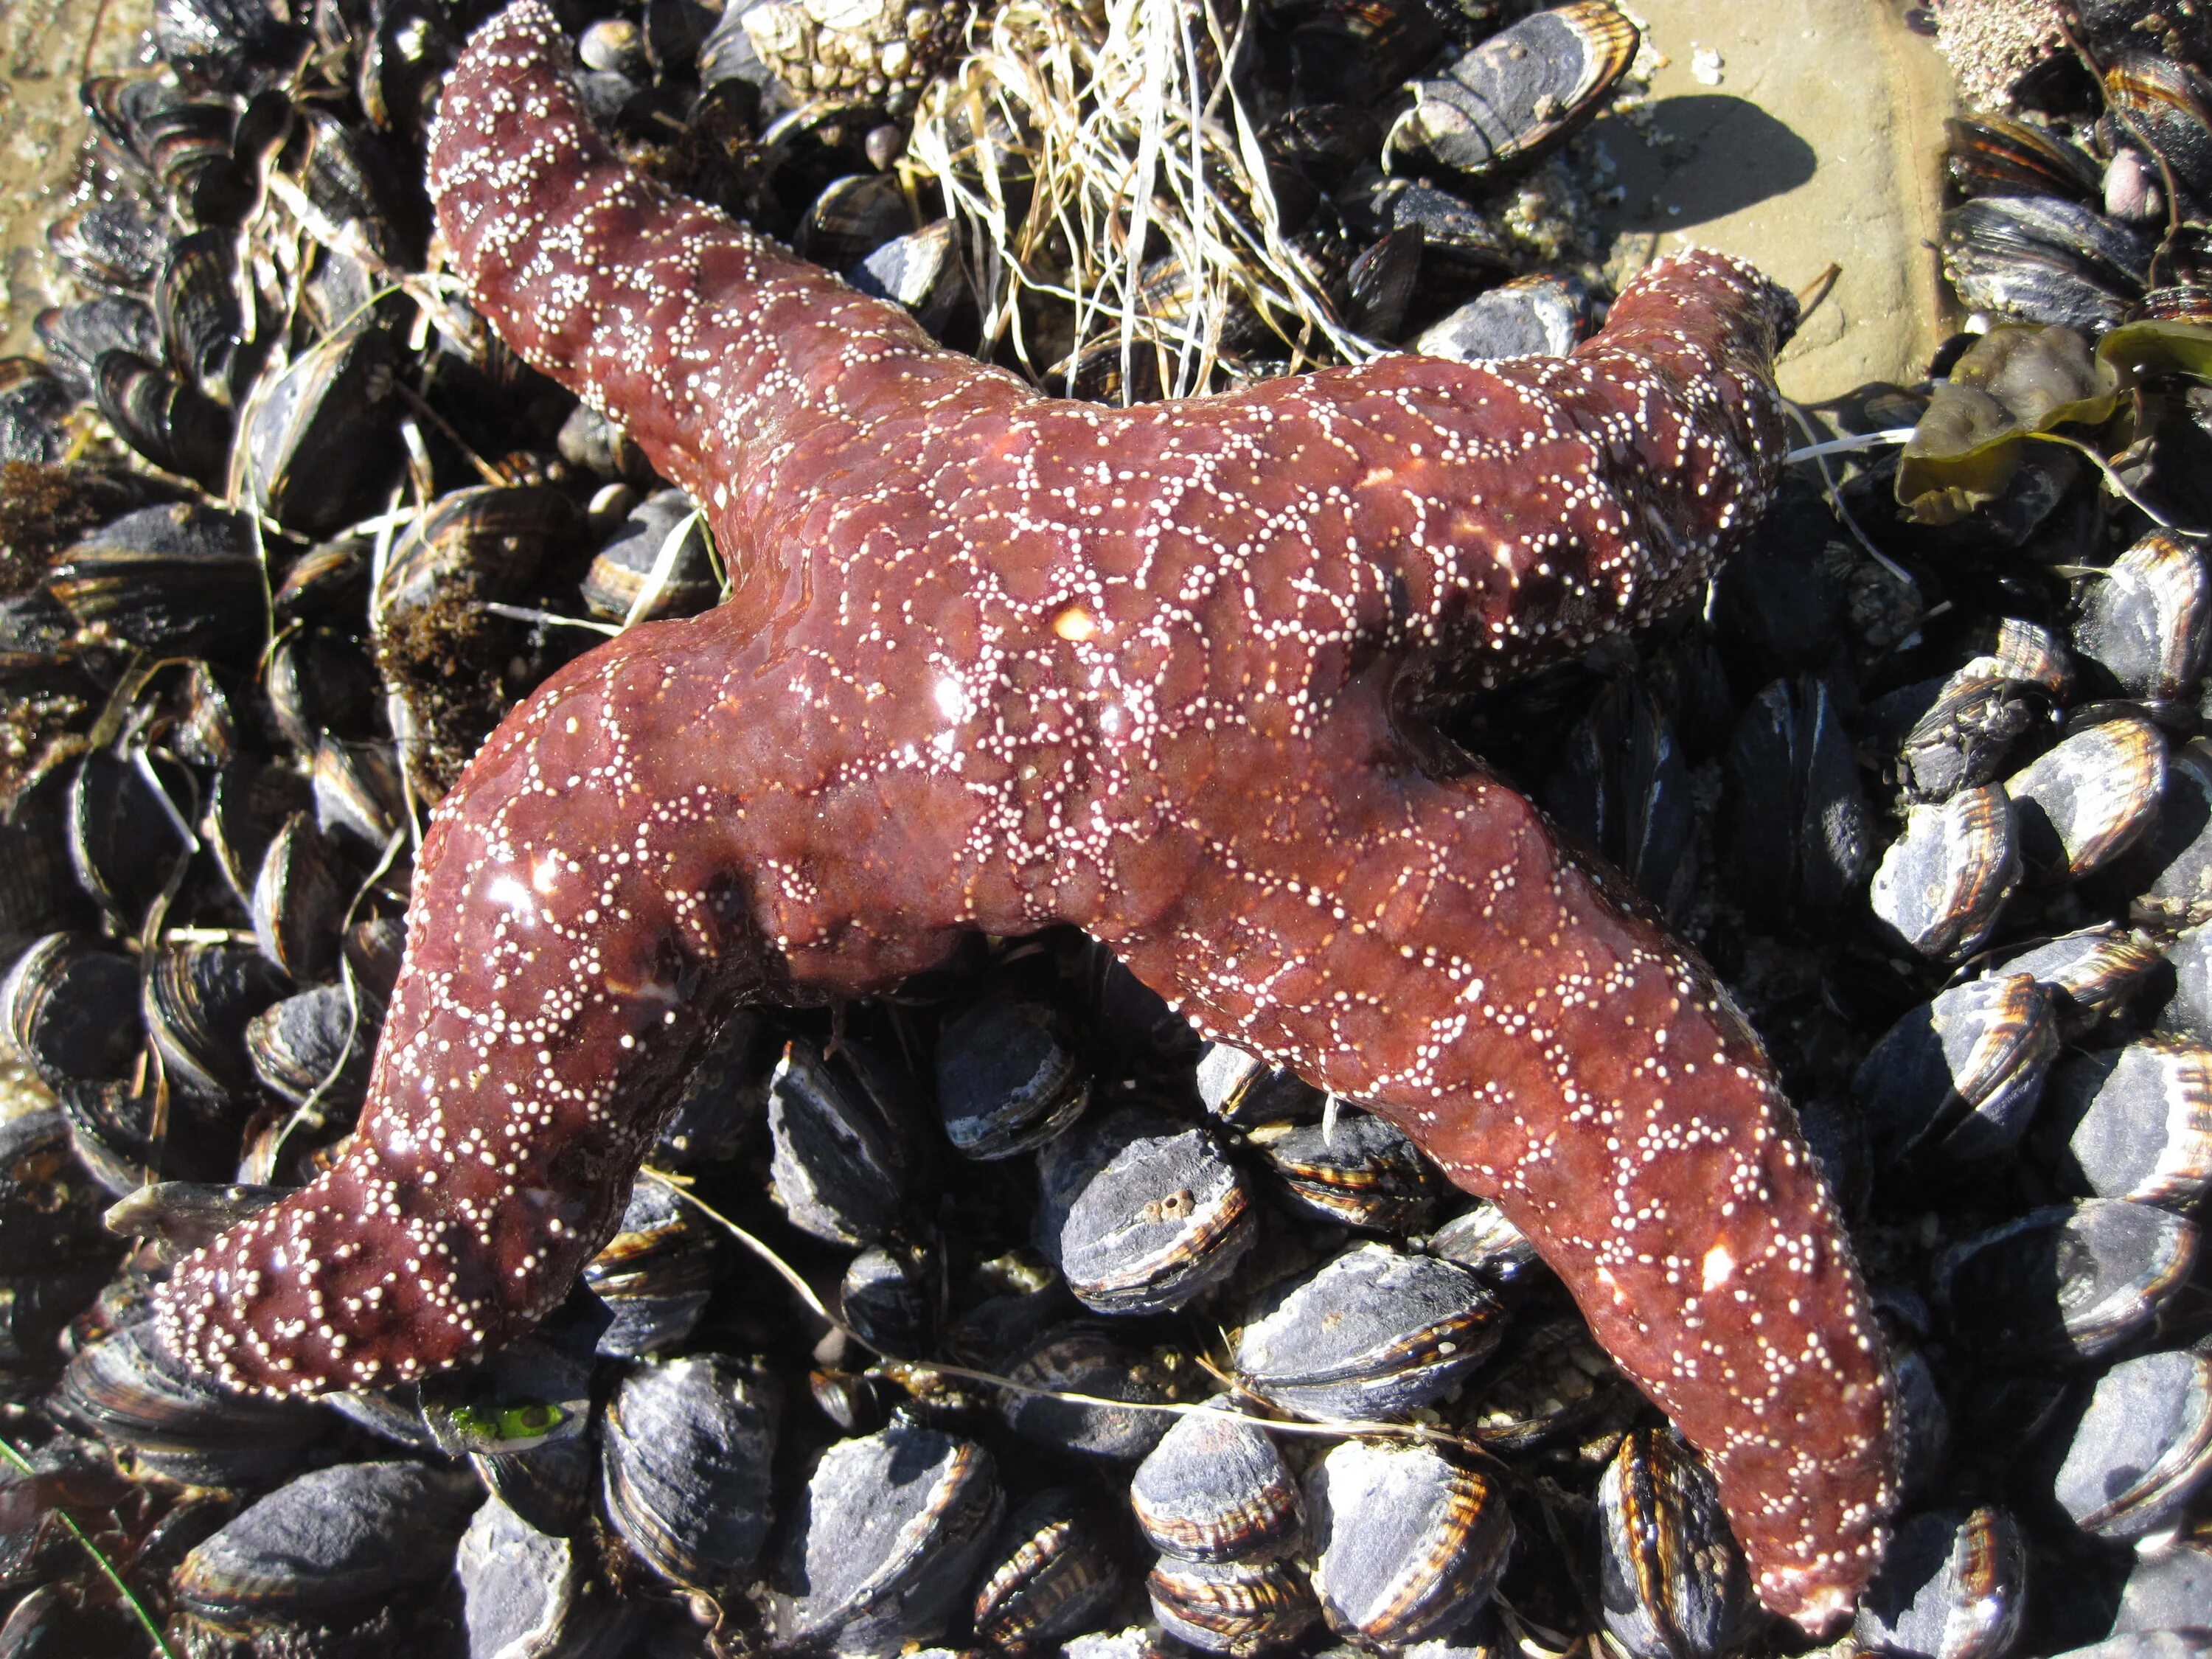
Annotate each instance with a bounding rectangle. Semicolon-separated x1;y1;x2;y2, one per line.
156;0;1898;1629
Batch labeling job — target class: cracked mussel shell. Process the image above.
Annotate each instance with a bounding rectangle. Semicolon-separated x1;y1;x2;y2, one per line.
767;1423;1006;1655
1233;1241;1503;1421
1388;2;1639;180
1131;1402;1303;1565
1306;1437;1514;1646
602;1352;781;1593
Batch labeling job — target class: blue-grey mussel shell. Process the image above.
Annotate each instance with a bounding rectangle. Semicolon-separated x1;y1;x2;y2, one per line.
602;1352;781;1593
460;1492;640;1659
1460;1313;1621;1453
1868;783;2021;960
1388;1;1638;178
1851;1504;2025;1659
2005;711;2166;883
1414;274;1590;365
1306;1438;1514;1646
1248;1107;1439;1233
970;1488;1127;1650
768;1034;931;1245
768;1424;1005;1655
1934;1199;2198;1363
172;1460;481;1633
420;1335;596;1535
2074;530;2211;704
1597;1430;1753;1659
53;1323;321;1486
2112;1540;2212;1638
1854;972;2059;1171
1147;1556;1319;1657
1941;196;2149;332
1990;922;2159;1038
1037;1105;1256;1315
1195;1043;1324;1127
1233;1242;1503;1420
936;995;1091;1159
1427;1199;1543;1292
2054;1349;2212;1540
2034;1037;2212;1208
2118;737;2212;931
1130;1403;1302;1564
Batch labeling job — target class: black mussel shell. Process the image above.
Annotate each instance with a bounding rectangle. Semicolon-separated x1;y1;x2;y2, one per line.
1388;1;1638;178
2074;530;2211;704
2117;736;2212;930
580;1178;719;1358
156;228;247;397
245;982;375;1106
1148;1554;1319;1656
2034;1038;2212;1208
94;349;232;489
972;1489;1127;1650
1935;1199;2197;1363
2104;51;2212;209
47;187;169;293
235;324;401;536
1946;114;2104;204
839;1245;935;1360
143;942;290;1104
54;1324;321;1486
1851;1504;2025;1659
2053;1349;2212;1540
1597;1430;1752;1659
459;1492;639;1659
579;488;719;623
768;1425;1005;1655
2109;1548;2212;1641
797;171;913;271
603;1352;782;1592
1130;1402;1303;1565
1868;783;2021;959
1196;1043;1325;1126
767;1034;930;1245
204;759;313;908
1306;1437;1514;1646
1854;973;2061;1172
36;297;161;401
1001;1324;1180;1462
1460;1313;1621;1452
0;933;141;1091
1942;196;2149;332
936;994;1092;1160
153;0;310;91
1247;1108;1439;1233
311;734;408;854
46;501;265;663
1989;922;2160;1037
250;813;355;983
102;1180;288;1264
0;359;75;467
1427;1198;1543;1291
1416;273;1591;364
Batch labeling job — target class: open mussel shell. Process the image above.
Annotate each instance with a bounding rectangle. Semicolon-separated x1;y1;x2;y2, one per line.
1246;1108;1439;1233
1306;1438;1513;1646
1036;1105;1256;1315
2054;1349;2212;1539
1233;1242;1503;1421
937;995;1091;1160
603;1352;781;1593
143;941;290;1103
767;1034;930;1245
2034;1038;2212;1208
1868;783;2021;960
2075;531;2211;704
1130;1402;1302;1565
2005;712;2166;882
1946;114;2104;204
234;324;400;537
1853;972;2059;1171
172;1461;481;1635
1;933;140;1092
1934;1199;2197;1363
580;1177;719;1357
1851;1504;2025;1659
971;1488;1127;1650
1001;1324;1179;1462
768;1425;1005;1656
460;1492;639;1659
94;349;232;489
1941;196;2149;332
1597;1430;1753;1659
1147;1555;1318;1656
1388;1;1638;178
54;1323;322;1486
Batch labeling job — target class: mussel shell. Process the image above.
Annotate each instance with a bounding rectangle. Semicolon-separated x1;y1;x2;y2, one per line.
250;811;355;982
1851;1504;2025;1659
66;748;197;925
2104;50;2212;206
1194;1043;1325;1126
2054;1349;2212;1539
1001;1324;1179;1462
0;1110;116;1276
1037;1105;1256;1314
1130;1402;1302;1565
1247;1108;1438;1233
204;759;313;908
580;1178;718;1357
311;734;409;852
2034;1039;2212;1208
234;324;400;536
1459;1313;1620;1451
1306;1438;1514;1646
53;1323;321;1486
769;1425;1005;1655
1427;1197;1543;1290
1415;273;1592;365
153;0;311;91
1388;1;1639;178
0;358;74;467
2118;735;2212;931
1720;674;1872;922
459;1491;639;1659
1868;783;2021;960
767;1034;929;1245
0;933;141;1091
936;995;1091;1160
37;297;162;398
102;1180;287;1263
971;1489;1127;1650
839;1245;935;1360
1934;1199;2197;1363
156;227;246;397
1147;1554;1318;1656
268;625;383;751
1989;922;2160;1037
1942;196;2149;332
1854;973;2060;1170
2074;530;2211;704
578;488;718;623
245;982;375;1105
173;1461;481;1630
1233;1242;1503;1420
1946;114;2104;204
2110;1552;2212;1644
47;190;168;293
94;349;232;488
1895;670;2039;801
1596;1429;1752;1659
797;171;914;271
2006;712;2167;881
142;942;290;1102
604;1353;782;1591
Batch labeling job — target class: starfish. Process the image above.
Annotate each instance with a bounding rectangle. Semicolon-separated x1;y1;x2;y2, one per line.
154;0;1897;1630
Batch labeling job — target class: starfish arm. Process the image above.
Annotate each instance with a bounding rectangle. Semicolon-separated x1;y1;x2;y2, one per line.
1113;684;1897;1632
